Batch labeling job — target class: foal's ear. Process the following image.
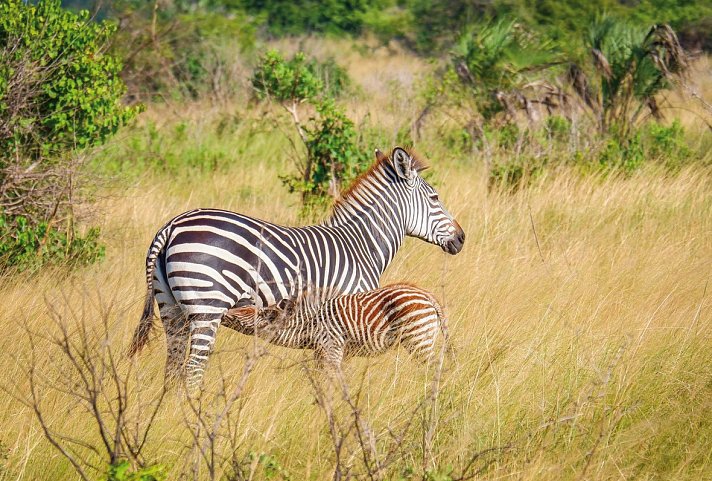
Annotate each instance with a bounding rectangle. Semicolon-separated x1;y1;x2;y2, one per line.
375;148;388;163
392;147;417;185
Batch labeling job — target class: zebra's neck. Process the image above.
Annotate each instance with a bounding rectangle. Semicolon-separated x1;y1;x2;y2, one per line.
324;165;407;279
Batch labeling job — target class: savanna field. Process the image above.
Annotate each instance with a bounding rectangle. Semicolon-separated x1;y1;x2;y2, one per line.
1;2;712;480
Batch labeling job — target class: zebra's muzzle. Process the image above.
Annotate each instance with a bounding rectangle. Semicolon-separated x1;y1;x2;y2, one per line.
442;222;465;255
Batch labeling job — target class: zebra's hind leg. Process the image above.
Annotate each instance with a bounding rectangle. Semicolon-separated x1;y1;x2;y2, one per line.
184;313;223;392
401;323;439;364
160;305;190;387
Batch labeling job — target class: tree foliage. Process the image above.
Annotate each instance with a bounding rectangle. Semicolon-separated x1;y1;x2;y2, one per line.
251;51;322;104
251;51;368;212
289;99;369;208
0;214;104;273
0;0;139;160
0;0;136;271
569;16;689;136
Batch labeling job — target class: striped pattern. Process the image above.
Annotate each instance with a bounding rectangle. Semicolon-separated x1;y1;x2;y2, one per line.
129;147;465;389
224;284;449;370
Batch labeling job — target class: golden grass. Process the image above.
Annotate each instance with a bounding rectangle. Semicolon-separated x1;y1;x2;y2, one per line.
0;156;710;480
1;45;711;481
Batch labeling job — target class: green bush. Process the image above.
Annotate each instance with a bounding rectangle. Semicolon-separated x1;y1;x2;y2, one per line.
644;120;690;166
251;51;365;212
106;460;167;481
282;99;369;211
0;215;105;273
251;51;323;103
597;121;691;173
251;50;350;103
0;0;139;160
0;0;135;272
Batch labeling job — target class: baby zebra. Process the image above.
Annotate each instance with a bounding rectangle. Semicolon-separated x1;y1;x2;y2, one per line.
223;284;449;371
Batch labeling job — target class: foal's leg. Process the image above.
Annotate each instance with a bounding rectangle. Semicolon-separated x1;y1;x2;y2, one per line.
314;339;346;379
401;321;439;363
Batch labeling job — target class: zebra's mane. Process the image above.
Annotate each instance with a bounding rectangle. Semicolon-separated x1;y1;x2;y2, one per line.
334;147;428;209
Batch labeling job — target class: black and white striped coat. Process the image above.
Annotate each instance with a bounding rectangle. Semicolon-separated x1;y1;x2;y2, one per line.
129;147;465;388
224;284;449;370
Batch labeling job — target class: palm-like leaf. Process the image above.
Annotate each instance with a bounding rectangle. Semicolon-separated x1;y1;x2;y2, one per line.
450;19;561;121
573;15;689;134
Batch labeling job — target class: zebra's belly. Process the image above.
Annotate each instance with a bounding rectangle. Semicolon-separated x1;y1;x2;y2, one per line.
345;335;397;357
163;249;297;315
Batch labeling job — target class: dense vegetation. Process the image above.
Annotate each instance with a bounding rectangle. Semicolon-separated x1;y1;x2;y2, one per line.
0;0;137;271
0;0;707;267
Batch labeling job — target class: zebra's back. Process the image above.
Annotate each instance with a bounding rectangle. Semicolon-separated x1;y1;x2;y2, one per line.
328;284;447;359
159;208;367;313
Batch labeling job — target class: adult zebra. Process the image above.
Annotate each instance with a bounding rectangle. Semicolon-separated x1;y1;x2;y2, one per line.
129;147;465;389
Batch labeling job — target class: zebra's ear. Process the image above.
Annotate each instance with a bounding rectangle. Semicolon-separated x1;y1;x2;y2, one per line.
392;147;416;185
375;148;388;163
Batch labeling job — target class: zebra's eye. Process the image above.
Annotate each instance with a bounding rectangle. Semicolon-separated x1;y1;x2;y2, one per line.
429;193;439;201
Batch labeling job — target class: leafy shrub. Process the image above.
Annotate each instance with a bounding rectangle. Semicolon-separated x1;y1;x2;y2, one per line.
643;120;690;165
598;135;645;172
251;51;323;103
0;0;131;272
251;51;350;103
0;0;139;160
106;460;167;481
597;120;691;173
252;51;365;212
282;99;369;211
0;215;105;272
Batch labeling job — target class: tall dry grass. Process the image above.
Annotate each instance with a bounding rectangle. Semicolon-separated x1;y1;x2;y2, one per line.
0;42;710;481
0;156;709;479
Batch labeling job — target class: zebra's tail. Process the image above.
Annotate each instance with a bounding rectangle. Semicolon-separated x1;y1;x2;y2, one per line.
129;222;172;357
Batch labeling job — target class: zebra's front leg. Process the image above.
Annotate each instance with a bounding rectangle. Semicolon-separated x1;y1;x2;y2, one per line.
184;313;222;392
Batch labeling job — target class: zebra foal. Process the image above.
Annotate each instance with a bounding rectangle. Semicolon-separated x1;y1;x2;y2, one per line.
223;284;449;371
